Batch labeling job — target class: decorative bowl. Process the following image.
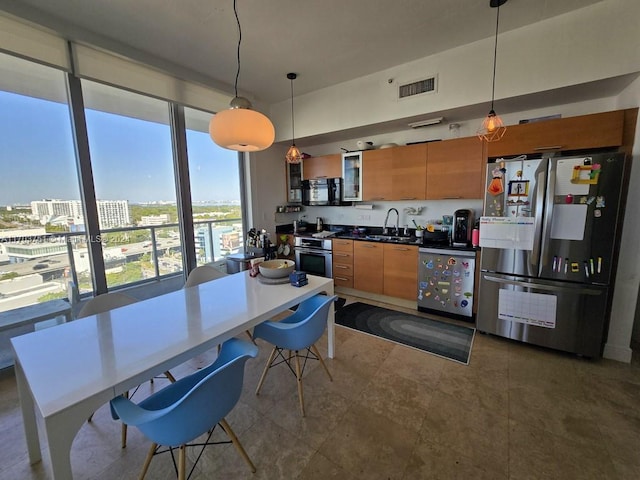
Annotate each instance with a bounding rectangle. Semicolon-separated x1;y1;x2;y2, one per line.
259;259;295;278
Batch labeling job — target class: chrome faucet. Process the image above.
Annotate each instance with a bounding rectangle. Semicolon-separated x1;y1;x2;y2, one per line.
383;208;400;236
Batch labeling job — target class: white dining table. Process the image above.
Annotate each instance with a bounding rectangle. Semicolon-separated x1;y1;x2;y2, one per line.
11;272;335;479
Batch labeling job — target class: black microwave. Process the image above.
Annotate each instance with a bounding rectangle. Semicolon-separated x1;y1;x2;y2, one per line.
302;178;342;206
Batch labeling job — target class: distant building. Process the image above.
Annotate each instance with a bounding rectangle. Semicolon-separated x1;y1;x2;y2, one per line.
30;199;130;229
140;214;171;226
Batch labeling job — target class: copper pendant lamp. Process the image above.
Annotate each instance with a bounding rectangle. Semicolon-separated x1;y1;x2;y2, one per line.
209;0;275;152
477;0;507;142
285;73;302;164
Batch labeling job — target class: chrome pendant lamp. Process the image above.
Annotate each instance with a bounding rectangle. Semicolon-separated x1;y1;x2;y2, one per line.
209;0;275;152
285;73;302;164
477;0;507;142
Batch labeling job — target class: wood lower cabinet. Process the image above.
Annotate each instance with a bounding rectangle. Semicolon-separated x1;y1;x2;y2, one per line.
382;244;418;301
302;154;342;180
426;137;485;199
353;241;384;294
332;238;354;288
487;110;625;158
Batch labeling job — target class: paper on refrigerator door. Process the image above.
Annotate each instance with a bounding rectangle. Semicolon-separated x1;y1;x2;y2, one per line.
478;216;535;250
550;204;587;240
555;159;591;195
498;289;557;328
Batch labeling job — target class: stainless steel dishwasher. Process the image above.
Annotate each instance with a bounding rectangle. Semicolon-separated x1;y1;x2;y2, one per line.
418;247;476;321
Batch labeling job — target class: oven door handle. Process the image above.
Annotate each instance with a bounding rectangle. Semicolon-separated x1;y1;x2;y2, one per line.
295;247;331;255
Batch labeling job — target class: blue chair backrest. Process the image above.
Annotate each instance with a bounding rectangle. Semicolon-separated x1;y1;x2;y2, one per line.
112;338;257;447
270;294;337;351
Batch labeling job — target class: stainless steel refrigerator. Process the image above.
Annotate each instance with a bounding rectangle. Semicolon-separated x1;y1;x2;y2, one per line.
476;152;629;357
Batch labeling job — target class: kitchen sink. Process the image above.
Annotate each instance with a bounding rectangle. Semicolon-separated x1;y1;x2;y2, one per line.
365;235;414;244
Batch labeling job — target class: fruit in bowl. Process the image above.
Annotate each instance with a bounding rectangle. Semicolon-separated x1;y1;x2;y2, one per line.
258;259;295;278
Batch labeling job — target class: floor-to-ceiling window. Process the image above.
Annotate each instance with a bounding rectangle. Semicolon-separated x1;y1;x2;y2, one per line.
0;53;91;368
82;80;182;288
184;107;244;266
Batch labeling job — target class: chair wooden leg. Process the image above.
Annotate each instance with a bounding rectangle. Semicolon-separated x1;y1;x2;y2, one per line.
311;344;333;381
245;329;257;345
255;346;277;395
294;351;305;417
138;442;157;480
178;445;186;480
219;418;256;473
164;371;176;383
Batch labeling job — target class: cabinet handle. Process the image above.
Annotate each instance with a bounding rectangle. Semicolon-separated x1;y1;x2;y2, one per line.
370;197;386;200
533;145;563;151
392;247;410;251
361;244;376;248
334;252;349;256
399;197;417;200
335;276;349;281
335;265;349;270
441;196;462;199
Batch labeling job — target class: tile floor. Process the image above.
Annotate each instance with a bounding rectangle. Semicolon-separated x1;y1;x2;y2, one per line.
1;295;640;479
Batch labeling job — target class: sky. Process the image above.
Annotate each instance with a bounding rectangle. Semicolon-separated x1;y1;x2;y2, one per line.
0;91;241;206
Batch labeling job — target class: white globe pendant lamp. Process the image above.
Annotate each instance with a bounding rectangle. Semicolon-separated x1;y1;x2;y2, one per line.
209;0;275;152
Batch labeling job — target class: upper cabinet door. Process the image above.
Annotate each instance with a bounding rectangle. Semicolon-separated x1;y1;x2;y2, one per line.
391;144;427;200
487;110;625;158
362;149;392;201
342;152;363;201
426;137;486;199
302;154;342;180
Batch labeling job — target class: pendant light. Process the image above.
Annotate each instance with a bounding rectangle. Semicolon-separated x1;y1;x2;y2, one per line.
477;0;507;142
285;73;302;164
209;0;275;152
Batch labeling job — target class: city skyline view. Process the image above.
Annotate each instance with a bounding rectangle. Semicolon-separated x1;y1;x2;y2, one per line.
0;90;242;206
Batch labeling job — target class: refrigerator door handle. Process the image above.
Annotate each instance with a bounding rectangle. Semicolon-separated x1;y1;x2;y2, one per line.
538;163;556;275
482;274;603;295
530;169;547;269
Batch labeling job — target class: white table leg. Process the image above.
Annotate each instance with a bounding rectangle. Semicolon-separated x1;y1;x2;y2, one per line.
44;404;90;479
327;285;335;359
13;358;42;464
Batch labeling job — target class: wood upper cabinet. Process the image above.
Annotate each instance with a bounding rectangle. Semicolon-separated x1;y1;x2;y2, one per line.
302;154;342;180
392;144;427;200
426;137;485;199
487;110;625;158
362;149;392;201
382;244;418;301
353;241;384;294
362;144;427;201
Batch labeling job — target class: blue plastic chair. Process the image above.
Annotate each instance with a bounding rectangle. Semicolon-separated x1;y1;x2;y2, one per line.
110;338;258;480
78;292;177;449
253;294;337;416
185;266;256;345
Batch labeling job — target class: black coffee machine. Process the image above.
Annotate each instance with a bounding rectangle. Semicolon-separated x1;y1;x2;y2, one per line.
452;209;475;247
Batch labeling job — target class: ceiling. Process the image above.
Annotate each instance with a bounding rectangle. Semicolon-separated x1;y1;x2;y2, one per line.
1;0;604;105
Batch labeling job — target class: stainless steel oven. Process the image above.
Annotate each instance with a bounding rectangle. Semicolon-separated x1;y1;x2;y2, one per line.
294;236;333;278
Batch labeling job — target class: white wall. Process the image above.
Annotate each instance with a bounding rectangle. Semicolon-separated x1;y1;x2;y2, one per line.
605;76;640;360
270;0;640;143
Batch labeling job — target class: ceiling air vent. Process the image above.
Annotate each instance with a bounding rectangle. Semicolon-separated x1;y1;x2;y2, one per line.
398;76;436;99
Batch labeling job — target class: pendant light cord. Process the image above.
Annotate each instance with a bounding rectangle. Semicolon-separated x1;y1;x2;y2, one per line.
290;77;296;144
490;4;500;111
233;0;241;98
